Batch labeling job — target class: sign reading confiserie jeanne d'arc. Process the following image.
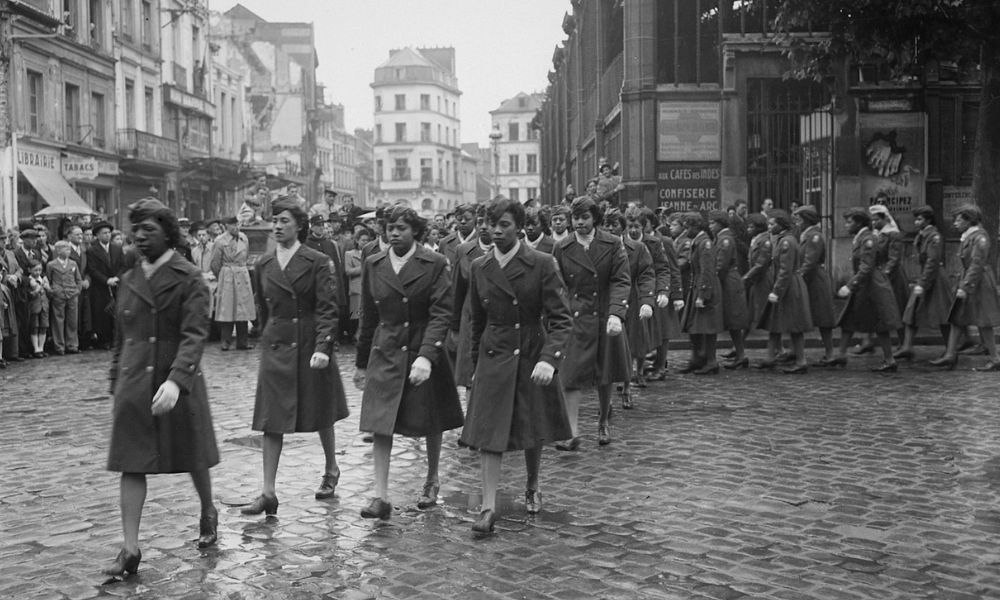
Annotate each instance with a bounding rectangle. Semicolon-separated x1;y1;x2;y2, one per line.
656;162;721;213
657;101;721;162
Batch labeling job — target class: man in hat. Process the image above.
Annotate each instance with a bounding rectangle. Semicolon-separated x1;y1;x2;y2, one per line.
338;195;365;231
309;186;339;221
86;220;125;350
304;213;348;339
595;160;624;205
176;217;194;263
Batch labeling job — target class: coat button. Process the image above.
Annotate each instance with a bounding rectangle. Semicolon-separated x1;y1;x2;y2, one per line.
290;342;297;348
513;349;520;356
402;298;408;303
150;309;157;314
512;300;518;306
401;345;408;351
403;321;409;327
292;318;298;323
145;366;153;372
126;338;133;344
573;311;580;317
149;337;156;343
514;323;520;330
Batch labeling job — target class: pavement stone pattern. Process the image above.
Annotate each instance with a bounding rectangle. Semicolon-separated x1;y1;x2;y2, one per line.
2;344;1000;599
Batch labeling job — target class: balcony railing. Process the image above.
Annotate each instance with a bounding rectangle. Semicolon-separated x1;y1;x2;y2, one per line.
391;168;411;181
116;128;180;168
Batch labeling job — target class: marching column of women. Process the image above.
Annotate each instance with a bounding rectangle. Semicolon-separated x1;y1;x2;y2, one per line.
101;199;999;577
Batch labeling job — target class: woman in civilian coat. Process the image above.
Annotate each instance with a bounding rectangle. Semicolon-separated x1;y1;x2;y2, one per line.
552;196;630;449
354;206;463;520
756;209;813;373
210;217;256;350
792;205;837;364
741;213;773;338
929;204;1000;370
104;198;219;578
708;211;750;369
870;203;908;347
460;198;573;534
680;212;724;375
609;209;655;409
895;205;952;359
831;208;902;372
242;199;349;517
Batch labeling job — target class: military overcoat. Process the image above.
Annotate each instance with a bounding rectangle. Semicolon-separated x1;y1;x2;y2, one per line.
797;225;837;328
743;231;773;329
553;229;631;389
107;253;219;474
903;225;953;329
759;230;813;334
355;245;463;437
251;246;349;433
682;231;724;334
837;228;903;333
715;228;750;331
948;227;1000;328
459;244;573;452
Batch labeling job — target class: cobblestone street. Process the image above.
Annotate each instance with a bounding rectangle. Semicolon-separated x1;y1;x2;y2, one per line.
2;344;1000;599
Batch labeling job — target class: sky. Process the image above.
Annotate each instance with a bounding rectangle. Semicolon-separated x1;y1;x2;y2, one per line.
211;0;571;147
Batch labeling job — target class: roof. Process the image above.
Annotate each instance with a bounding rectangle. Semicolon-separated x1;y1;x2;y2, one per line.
378;47;440;70
490;92;544;115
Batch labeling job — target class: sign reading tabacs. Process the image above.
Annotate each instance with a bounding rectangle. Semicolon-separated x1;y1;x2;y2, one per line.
656;163;721;213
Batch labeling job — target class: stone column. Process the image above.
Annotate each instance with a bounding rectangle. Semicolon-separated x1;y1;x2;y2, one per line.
621;0;658;208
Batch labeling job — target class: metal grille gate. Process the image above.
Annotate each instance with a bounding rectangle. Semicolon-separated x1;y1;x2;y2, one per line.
746;78;835;218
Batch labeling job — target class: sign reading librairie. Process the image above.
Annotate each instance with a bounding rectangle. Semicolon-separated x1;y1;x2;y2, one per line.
656;163;721;213
657;101;720;162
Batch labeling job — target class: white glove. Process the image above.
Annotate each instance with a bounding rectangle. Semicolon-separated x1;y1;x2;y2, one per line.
768;292;779;304
530;361;555;385
639;304;653;320
656;293;670;308
673;300;685;312
409;356;432;385
606;315;623;336
353;368;367;390
151;379;180;416
912;285;924;297
957;288;967;300
837;285;851;298
107;276;120;287
695;297;705;309
310;352;330;369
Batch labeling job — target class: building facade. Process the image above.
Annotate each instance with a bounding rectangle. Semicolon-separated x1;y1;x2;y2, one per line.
315;98;363;204
371;46;465;215
1;0;120;229
538;0;980;270
490;92;543;204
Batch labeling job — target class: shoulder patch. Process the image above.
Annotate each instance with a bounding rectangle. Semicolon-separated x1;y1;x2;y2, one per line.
812;234;821;243
979;238;988;248
864;239;874;248
764;240;771;247
781;240;789;249
721;238;730;247
932;235;940;242
704;241;712;250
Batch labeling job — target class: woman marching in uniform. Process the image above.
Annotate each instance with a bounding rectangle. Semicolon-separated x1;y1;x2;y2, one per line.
831;208;902;372
756;209;812;373
708;211;750;369
552;197;630;449
792;205;837;365
646;210;685;380
354;206;463;519
929;204;1000;370
242;199;349;516
870;203;908;347
741;213;773;342
460;198;573;534
894;205;952;360
609;209;655;408
679;212;723;375
104;198;219;577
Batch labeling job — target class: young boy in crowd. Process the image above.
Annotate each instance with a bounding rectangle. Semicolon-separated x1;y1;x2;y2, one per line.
26;259;51;358
47;240;83;355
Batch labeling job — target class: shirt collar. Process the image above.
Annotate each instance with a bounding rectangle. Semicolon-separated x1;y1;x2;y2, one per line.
389;242;417;266
852;226;870;246
574;230;595;248
962;224;982;242
141;249;174;277
493;240;520;267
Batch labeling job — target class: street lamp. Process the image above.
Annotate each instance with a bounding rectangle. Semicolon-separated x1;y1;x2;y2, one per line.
488;125;502;199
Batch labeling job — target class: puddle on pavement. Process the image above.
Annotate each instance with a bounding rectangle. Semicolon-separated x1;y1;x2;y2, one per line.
441;490;573;525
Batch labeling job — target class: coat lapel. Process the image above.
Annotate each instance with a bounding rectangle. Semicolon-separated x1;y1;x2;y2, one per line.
564;238;597;275
125;265;156;308
284;248;315;288
399;245;433;290
260;253;295;295
483;254;517;299
372;252;406;296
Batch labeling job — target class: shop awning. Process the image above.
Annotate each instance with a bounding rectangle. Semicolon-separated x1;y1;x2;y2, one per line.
20;166;92;213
